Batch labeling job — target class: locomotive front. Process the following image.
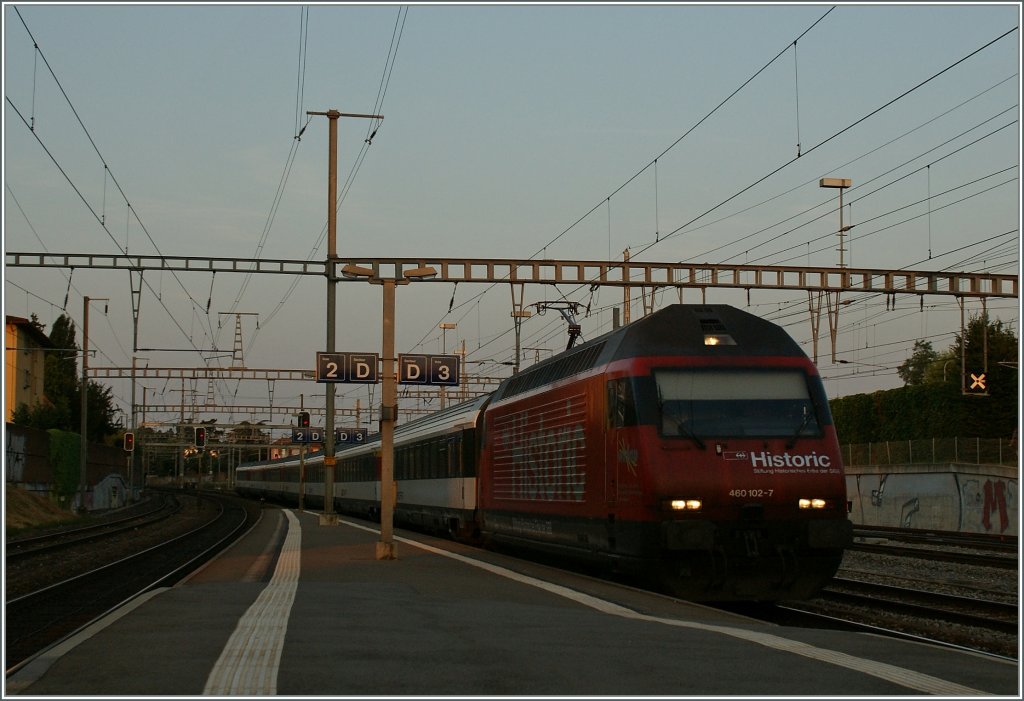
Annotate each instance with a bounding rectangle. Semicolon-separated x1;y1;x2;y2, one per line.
608;306;852;601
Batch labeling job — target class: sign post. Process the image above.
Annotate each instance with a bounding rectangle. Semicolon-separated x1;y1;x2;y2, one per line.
317;344;461;557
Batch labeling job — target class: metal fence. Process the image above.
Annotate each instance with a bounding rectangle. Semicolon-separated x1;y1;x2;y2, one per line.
841;437;1018;467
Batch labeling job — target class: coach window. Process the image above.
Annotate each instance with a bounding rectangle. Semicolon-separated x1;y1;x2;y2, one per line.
607;378;637;428
430;440;438;478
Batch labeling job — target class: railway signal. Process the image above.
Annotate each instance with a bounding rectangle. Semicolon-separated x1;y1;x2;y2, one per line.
966;371;989;396
123;432;135;452
194;426;207;448
298;411;311;428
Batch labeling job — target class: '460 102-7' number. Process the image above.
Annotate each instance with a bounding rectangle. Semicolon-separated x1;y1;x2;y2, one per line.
729;489;774;498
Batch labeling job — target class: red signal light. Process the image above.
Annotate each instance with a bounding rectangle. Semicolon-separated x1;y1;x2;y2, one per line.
123;432;135;452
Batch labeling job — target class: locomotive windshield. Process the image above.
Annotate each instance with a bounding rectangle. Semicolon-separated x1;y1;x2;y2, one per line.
655;368;821;439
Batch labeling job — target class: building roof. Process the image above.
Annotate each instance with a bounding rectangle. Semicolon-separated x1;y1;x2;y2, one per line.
6;316;54;349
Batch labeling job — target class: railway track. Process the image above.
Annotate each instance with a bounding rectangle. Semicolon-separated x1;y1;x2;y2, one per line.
6;492;181;560
819;576;1017;635
4;491;261;674
770;528;1020;659
848;541;1017;568
852;526;1018;552
849;527;1018;569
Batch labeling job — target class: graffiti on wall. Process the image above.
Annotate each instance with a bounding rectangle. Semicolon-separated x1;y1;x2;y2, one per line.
962;478;1018;535
6;431;26;481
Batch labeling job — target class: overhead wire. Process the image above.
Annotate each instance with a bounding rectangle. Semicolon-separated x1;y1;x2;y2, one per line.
489;26;1020;333
628;26;1019;262
762;173;1017;266
5;98;214;361
409;7;841;357
698;107;1018;264
11;7;220;353
419;17;1019;368
247;5;409;346
527;6;838;260
224;4;312;345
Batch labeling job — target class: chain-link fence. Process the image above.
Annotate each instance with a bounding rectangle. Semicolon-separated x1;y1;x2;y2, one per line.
842;437;1018;467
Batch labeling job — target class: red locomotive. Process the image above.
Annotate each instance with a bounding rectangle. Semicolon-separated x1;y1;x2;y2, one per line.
237;304;852;601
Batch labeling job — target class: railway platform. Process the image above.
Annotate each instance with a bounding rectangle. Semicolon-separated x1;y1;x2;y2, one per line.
6;505;1018;696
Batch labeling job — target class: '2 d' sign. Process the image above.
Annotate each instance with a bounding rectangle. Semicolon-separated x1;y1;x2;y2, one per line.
316;352;379;384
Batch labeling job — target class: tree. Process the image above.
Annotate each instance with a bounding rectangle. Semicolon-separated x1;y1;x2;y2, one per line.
84;380;118;442
897;340;938;386
952;314;1017;390
832;314;1018;441
45;314;80;427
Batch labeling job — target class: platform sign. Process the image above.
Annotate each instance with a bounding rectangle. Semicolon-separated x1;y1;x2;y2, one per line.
334;428;368;444
316;352;379;384
429;354;460;386
291;427;325;443
399;354;429;384
398;353;459;386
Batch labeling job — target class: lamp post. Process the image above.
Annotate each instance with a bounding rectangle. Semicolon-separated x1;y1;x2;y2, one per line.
342;263;438;560
819;178;852;268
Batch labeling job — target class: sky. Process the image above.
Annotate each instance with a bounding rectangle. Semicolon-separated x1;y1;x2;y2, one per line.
3;2;1021;436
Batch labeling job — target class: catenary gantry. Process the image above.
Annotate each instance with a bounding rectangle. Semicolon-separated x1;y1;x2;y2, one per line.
5;253;1018;298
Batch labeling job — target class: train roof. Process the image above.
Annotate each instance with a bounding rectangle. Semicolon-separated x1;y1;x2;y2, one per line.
492;304;807;402
237;394;488;472
379;393;488;445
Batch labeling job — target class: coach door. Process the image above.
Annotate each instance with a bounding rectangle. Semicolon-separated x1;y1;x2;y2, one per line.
447;435;464;508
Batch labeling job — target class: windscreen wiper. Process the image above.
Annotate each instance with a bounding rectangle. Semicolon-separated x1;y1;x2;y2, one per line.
661;403;705;449
658;388;705;450
675;418;706;450
785;409;813;449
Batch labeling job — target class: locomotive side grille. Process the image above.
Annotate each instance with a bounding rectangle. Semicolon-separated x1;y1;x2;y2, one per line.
698;318;727;333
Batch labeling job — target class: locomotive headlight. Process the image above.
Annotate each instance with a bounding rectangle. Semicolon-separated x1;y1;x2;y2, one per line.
670;499;702;511
798;498;828;509
703;334;736;346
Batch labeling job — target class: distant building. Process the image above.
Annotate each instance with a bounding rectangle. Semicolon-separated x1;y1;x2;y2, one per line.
5;316;54;422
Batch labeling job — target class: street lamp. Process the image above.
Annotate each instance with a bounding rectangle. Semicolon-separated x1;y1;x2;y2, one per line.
342;263;438;560
819;178;853;268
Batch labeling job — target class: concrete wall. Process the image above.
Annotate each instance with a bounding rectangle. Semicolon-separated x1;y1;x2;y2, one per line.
846;463;1018;537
